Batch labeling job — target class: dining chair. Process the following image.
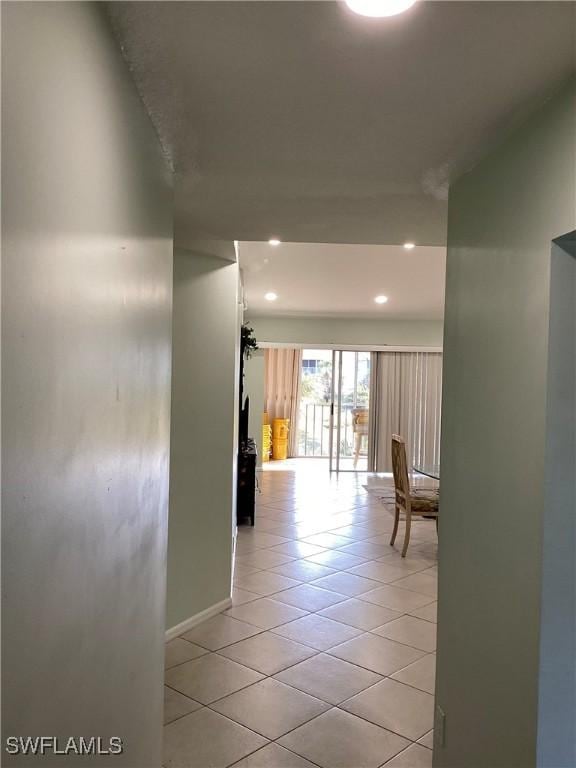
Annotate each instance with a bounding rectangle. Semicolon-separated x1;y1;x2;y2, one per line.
351;407;369;469
390;434;439;557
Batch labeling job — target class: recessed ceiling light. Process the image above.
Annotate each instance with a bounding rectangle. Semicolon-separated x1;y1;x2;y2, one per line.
345;0;417;18
268;239;281;246
403;242;416;250
265;292;278;301
374;295;388;304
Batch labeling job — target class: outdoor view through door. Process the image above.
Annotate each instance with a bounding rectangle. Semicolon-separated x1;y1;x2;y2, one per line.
298;349;371;472
265;346;442;476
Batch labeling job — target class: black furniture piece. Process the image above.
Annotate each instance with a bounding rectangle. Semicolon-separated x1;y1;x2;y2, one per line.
237;438;257;526
237;324;258;526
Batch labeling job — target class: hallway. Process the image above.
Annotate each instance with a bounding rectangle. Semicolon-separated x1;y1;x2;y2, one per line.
2;2;575;764
164;464;437;767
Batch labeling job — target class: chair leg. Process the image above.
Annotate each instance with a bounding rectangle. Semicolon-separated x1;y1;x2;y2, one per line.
401;510;412;557
353;433;360;469
390;504;400;546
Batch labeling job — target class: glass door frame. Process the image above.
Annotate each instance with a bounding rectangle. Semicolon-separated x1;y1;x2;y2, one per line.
329;349;370;474
328;350;344;473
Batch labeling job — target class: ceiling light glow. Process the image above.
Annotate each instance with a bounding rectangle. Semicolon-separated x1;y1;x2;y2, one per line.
403;242;416;250
268;239;281;246
265;292;278;301
345;0;417;18
374;295;388;304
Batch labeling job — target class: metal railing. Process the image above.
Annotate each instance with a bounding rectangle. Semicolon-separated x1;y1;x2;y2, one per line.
298;403;331;456
297;403;359;458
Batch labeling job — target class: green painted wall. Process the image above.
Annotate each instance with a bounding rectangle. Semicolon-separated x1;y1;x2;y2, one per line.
537;236;576;768
2;3;173;764
247;315;443;348
435;81;575;768
167;250;240;630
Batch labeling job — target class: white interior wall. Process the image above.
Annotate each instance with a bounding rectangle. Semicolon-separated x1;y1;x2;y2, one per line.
2;4;173;764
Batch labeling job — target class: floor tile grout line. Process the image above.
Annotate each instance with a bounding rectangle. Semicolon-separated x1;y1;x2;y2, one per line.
245;525;435;551
172;623;435;700
239;562;436;584
318;637;428;676
239;556;435;576
164;654;209;672
163;680;205;704
193;707;281;766
224;590;437;652
225;737;326;768
183;689;342;765
226;597;436;643
224;722;329;768
212;645;323;677
268;704;422;763
170;635;434;696
331;701;431;751
170;682;431;763
204;685;332;736
240;558;437;602
228;603;436;644
163;704;203;729
272;652;436;701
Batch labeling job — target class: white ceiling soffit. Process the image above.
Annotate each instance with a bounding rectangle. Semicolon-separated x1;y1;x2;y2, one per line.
109;1;575;248
239;241;446;319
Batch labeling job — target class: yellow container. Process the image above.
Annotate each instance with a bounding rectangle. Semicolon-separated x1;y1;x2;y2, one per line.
262;424;272;462
272;437;288;460
272;418;290;440
263;412;269;425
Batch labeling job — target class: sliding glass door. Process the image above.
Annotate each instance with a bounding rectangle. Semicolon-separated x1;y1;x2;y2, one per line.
297;350;333;458
295;347;442;475
329;350;371;473
295;348;371;473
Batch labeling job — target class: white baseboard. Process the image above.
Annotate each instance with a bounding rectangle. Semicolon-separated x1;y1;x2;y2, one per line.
165;596;233;642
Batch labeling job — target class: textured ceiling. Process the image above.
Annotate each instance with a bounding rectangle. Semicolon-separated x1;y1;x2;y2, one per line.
109;1;575;248
240;241;446;319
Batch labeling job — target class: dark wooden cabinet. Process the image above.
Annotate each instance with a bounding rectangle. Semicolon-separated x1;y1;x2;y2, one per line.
237;439;256;526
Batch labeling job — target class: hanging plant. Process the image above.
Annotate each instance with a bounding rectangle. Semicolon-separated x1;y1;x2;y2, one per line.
241;323;258;359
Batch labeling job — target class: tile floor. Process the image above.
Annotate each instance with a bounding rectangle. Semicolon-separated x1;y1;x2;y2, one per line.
164;461;438;768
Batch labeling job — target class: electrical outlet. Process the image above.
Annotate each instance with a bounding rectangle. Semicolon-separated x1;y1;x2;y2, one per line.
434;705;446;747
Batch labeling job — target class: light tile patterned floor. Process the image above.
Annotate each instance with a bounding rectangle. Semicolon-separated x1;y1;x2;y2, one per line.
164;462;437;768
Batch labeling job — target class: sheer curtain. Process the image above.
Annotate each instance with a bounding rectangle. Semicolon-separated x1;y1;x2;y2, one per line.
264;348;303;457
368;351;442;472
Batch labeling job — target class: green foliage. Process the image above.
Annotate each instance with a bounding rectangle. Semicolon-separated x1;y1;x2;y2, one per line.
241;323;258;359
301;360;332;404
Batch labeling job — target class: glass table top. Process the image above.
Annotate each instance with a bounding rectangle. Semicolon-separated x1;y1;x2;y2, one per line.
414;464;440;481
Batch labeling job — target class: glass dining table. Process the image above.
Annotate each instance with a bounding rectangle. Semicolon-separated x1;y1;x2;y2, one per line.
414;464;440;481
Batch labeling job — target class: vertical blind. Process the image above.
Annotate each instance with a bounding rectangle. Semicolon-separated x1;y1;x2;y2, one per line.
368;351;442;473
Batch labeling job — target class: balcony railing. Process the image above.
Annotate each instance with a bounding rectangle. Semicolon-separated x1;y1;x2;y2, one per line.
297;403;360;458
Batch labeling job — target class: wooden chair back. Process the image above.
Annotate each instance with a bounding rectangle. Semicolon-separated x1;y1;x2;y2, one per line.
351;408;369;433
391;434;411;508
